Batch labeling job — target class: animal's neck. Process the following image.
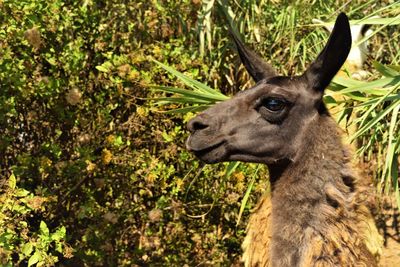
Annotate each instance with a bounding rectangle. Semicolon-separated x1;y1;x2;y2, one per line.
270;115;349;187
267;115;356;265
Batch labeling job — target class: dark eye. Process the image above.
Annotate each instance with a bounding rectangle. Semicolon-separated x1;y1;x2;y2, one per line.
261;98;286;112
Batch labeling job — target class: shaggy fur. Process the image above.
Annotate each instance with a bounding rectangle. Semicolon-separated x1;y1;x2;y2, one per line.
242;117;378;267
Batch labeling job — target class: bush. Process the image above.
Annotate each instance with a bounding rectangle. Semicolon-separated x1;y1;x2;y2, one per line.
0;0;398;266
0;0;259;265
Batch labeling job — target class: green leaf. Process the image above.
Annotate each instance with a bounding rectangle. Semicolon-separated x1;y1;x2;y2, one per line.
353;14;400;47
21;242;33;256
388;65;400;72
28;251;42;267
95;65;109;73
153;97;210;105
236;165;261;226
225;161;240;178
152;59;227;98
162;131;173;142
395;182;400;214
15;188;30;197
354;94;400;108
323;95;337;105
353;15;400;26
114;136;124;147
152;85;228;102
331;76;364;88
46;57;57;66
373;61;400;77
332;76;400;97
95;61;113;73
382;103;399;193
162;105;211;114
8;173;16;189
55;242;63;253
352;99;400;140
51;226;66;241
39;221;49;236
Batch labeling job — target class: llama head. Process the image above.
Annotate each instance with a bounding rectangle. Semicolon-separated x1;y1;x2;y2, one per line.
186;13;351;165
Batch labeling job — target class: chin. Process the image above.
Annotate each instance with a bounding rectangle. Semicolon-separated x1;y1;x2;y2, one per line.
193;146;228;164
195;156;221;164
228;153;284;165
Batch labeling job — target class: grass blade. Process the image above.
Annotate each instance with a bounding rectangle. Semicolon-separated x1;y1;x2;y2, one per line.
153;59;227;98
236;165;261;226
352;99;400;140
151;86;228;102
382;103;399;194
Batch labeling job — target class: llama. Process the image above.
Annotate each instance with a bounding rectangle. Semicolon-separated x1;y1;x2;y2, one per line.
185;13;379;266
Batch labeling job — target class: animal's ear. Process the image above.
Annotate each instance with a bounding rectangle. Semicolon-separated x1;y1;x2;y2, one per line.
303;13;352;92
230;28;277;82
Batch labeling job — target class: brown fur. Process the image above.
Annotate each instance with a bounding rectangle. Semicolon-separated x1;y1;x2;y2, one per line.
242;118;379;267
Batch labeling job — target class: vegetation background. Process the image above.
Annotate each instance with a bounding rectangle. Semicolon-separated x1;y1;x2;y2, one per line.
0;0;399;266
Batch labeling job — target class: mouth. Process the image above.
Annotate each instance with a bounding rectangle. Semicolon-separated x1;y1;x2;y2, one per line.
193;140;225;156
186;137;226;163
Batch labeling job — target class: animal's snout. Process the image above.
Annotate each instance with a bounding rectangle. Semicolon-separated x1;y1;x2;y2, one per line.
187;115;210;133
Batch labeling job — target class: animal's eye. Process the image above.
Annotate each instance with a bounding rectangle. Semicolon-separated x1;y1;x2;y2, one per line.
261;98;286;112
256;96;291;123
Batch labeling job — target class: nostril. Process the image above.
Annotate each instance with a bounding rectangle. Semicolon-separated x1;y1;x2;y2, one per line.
187;117;209;132
193;121;208;130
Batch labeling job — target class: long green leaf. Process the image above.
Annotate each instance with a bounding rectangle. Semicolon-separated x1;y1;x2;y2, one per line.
373;61;400;77
151;86;228;102
354;94;400;108
163;105;211;114
353;15;400;47
152;97;211;105
236;165;261;226
382;103;399;193
356;85;399;130
351;99;400;140
225;161;240;178
337;77;400;95
153;59;227;98
331;76;364;88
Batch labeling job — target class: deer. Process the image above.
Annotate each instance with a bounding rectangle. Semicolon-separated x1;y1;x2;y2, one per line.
185;13;380;266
